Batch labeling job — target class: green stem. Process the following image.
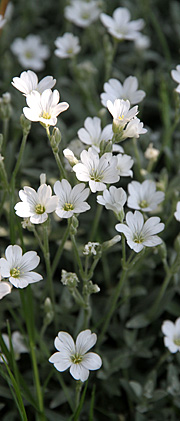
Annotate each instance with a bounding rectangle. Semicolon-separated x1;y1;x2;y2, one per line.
97;267;128;347
89;204;103;241
75;380;83;412
43;223;55;310
46;127;66;179
52;223;70;276
11;132;28;182
70;232;84;279
148;269;173;320
2;118;9;155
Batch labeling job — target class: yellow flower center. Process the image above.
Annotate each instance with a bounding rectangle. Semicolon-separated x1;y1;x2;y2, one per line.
42;111;51;119
63;203;74;211
35;204;45;214
71;354;83;364
133;232;144;244
10;267;20;278
139;200;148;209
67;48;73;54
118;114;124;120
25;50;34;59
174;337;180;346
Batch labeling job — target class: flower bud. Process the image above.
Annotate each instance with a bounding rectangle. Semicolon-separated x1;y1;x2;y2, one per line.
83;280;100;295
20;114;31;135
61;269;79;292
63;148;79;166
102;235;121;251
40;173;46;185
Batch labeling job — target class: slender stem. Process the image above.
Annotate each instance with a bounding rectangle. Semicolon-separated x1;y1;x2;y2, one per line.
89;204;103;241
52;223;70;276
11;132;28;182
75;381;83;412
2;118;9;155
43;223;55;309
148;269;173;320
70;232;84;279
97;267;128;347
46;127;66;179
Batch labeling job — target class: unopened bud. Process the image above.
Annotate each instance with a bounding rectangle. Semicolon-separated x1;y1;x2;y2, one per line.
40;173;46;185
83;280;100;295
145;143;159;161
63;148;79;166
20;114;31;135
102;235;121;251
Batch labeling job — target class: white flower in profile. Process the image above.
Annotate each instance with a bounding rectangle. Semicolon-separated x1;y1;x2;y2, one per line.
54;179;90;219
174;201;180;222
83;242;100;256
116;153;134;177
54;33;81;59
171;65;180;94
0;276;12;299
97;186;127;217
14;183;58;224
127;180;165;212
100;7;144;41
134;34;151;50
23;89;69;126
100;76;145;108
115;210;164;253
0;15;6;29
122;118;147;139
0;245;43;288
77;117;113;152
0;331;28;362
162;318;180;353
49;329;102;382
107;99;138;129
73;148;119;193
11;70;56;96
64;1;101;28
11;35;50;71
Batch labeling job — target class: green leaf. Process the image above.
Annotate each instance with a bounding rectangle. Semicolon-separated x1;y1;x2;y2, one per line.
126;313;150;329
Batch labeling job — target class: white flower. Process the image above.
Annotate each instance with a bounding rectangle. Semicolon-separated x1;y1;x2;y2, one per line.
0;245;42;288
134;34;151;50
100;76;145;107
127;180;165;212
122;118;147;139
23;89;69;126
73;148;119;193
54;33;81;58
0;331;28;362
97;186;127;215
115;210;164;252
14;184;58;224
49;329;102;381
83;242;100;256
54;179;90;219
171;65;180;94
174;201;180;222
11;35;50;71
144;143;159;161
77;117;113;152
0;15;6;29
11;70;56;96
107;99;138;129
116;153;134;177
0;280;12;299
64;1;101;28
100;7;144;41
162;318;180;353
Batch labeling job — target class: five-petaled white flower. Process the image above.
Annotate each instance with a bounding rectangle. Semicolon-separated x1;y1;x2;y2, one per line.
97;186;127;218
174;201;180;222
11;35;50;71
100;7;144;41
107;99;138;129
14;184;58;224
11;70;56;96
115;210;164;253
73;148;119;193
127;180;165;212
171;65;180;94
49;329;102;382
23;89;69;126
0;245;42;288
54;33;81;58
100;76;145;108
122;118;147;139
77;117;113;152
162;318;180;353
64;0;101;28
54;179;90;219
116;153;134;177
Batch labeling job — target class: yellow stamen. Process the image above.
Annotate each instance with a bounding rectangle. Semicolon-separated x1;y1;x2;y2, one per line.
35;204;45;214
63;203;74;211
10;268;20;278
